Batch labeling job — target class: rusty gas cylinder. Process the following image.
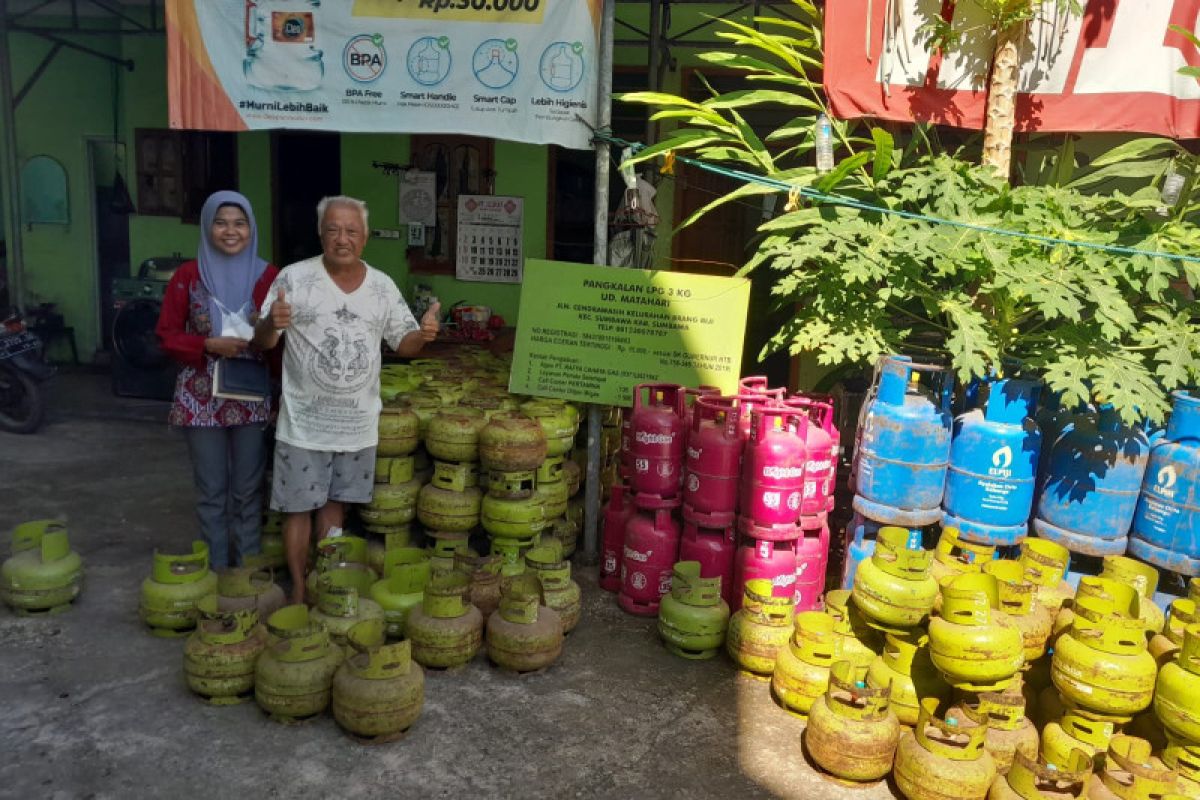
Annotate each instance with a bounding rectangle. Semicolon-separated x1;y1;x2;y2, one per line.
479;412;548;472
771;611;839;717
331;619;424;742
524;542;581;634
986;750;1092;800
405;571;483;669
867;630;951;727
725;578;794;677
805;660;901;783
954;691;1040;775
1086;735;1178;800
486;574;564;673
894;697;998;800
216;567;286;620
183;597;267;705
455;552;504;622
984;560;1054;664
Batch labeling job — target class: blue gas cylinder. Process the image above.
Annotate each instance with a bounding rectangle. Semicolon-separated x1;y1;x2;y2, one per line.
942;379;1041;546
853;356;953;525
1033;405;1149;556
1130;391;1200;575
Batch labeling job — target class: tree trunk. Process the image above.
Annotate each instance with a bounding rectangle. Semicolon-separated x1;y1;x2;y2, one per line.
981;21;1024;178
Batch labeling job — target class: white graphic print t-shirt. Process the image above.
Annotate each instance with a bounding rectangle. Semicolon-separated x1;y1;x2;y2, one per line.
260;256;418;452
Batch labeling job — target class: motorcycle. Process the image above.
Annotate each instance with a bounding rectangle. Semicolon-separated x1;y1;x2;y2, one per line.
0;309;55;433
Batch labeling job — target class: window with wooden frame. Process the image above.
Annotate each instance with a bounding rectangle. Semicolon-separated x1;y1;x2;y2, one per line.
135;129;237;222
407;135;495;274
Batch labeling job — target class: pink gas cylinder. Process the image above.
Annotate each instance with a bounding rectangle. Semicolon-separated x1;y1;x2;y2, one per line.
600;484;636;593
682;385;721;430
683;396;744;527
783;395;836;529
629;383;686;508
793;523;831;611
619;507;681;616
739;406;808;540
731;536;797;612
735;379;786;441
679;507;737;606
804;392;841;512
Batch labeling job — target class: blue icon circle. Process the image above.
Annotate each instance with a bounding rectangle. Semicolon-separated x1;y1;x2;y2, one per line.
407;36;451;87
472;39;518;90
343;35;387;83
538;42;584;92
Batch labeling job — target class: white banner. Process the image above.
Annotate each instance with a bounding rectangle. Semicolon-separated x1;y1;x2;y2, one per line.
167;0;600;148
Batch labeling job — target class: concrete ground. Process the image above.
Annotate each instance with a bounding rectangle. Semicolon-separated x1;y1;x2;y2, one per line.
0;369;900;800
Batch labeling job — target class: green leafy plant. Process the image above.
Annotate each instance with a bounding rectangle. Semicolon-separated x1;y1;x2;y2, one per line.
621;1;1200;421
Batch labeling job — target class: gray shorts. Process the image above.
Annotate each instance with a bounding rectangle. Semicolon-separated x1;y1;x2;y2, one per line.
270;441;377;513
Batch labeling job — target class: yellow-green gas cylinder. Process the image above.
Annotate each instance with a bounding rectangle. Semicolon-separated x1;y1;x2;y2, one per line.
332;619;425;742
929;573;1024;691
455;552;504;622
726;578;794;677
1099;556;1165;634
521;400;579;457
852;526;939;631
1053;578;1141;650
894;697;998;800
824;588;884;663
306;561;378;607
254;605;345;722
930;526;996;585
1051;593;1156;718
867;630;951;727
377;404;420;457
481;492;547;540
417;484;483;533
987;750;1092;800
548;515;579;559
771;611;839;717
524;542;581;634
479;412;548;472
955;691;1040;776
309;575;386;652
425;408;486;463
183;597;267;705
985;560;1054;664
486;574;564;673
1086;735;1179;800
139;541;218;637
805;660;901;783
1;520;83;614
360;472;422;532
406;571;484;669
1155;623;1200;744
1042;702;1125;769
1019;538;1075;616
1152;599;1196;665
1162;735;1200;798
532;474;569;520
658;561;730;661
216;567;285;619
370;547;431;638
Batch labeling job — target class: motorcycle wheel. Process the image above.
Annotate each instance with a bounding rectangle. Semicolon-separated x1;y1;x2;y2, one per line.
0;364;44;434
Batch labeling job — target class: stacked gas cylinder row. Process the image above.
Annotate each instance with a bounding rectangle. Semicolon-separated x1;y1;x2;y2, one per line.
844;354;1200;612
721;514;1200;799
601;379;840;627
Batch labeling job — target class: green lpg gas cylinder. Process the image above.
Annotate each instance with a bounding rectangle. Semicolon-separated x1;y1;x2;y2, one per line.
524;542;581;634
657;561;730;660
309;576;386;652
726;579;794;677
332;619;425;742
183;597;267;705
479;412;547;472
929;573;1024;692
254;605;344;722
406;572;484;669
521;400;578;457
305;561;378;607
532;474;569;519
486;575;564;673
360;476;422;532
140;541;218;637
216;567;285;619
986;750;1092;800
417;484;482;533
1;520;83;614
425;409;486;463
771;612;838;717
1154;623;1200;744
1041;702;1124;769
867;631;951;727
547;515;579;559
1051;593;1156;718
852;525;938;631
377;404;420;457
427;530;472;573
1087;735;1179;800
455;552;503;622
370;548;431;638
481;492;547;539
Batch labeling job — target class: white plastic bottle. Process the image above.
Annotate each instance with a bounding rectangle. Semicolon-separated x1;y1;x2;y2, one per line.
815;113;834;174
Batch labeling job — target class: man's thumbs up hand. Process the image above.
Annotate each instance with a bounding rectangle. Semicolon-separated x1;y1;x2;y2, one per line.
419;301;441;342
270;287;292;331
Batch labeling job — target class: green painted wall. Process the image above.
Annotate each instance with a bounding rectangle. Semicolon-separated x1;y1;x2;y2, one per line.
3;30;120;359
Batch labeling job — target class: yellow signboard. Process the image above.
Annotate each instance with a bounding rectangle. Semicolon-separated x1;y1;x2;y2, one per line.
353;0;545;25
509;259;751;405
